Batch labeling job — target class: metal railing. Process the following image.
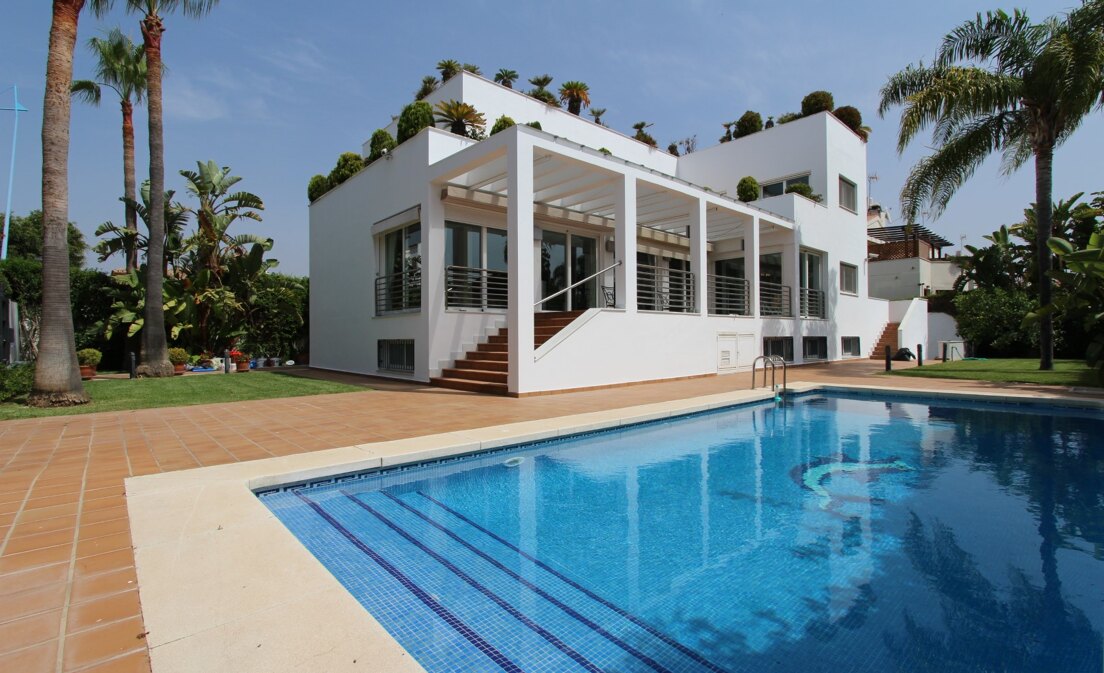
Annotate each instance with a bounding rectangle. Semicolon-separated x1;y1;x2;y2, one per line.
751;355;787;392
535;260;621;309
799;287;826;319
708;276;750;316
374;268;421;315
759;281;792;317
446;265;508;310
637;264;696;312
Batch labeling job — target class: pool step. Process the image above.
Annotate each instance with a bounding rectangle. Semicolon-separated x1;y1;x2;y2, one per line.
326;490;727;673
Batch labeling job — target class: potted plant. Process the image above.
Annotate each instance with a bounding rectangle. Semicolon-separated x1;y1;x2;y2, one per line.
168;348;189;375
233;351;251;373
76;348;102;380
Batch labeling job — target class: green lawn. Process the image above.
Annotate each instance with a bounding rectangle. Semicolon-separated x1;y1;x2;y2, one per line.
887;358;1101;387
0;371;367;421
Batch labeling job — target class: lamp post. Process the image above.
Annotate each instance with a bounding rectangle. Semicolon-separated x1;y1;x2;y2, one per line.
1;85;28;261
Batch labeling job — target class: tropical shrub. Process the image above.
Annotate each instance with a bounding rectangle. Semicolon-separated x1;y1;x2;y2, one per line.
955;288;1042;357
328;152;365;187
558;81;590;115
737;176;760;202
245;273;309;358
307;174;330;203
801;90;835;116
832;106;862;132
434;100;486;136
436;59;461;82
0;363;34;403
414;75;438;101
786;183;823;202
667;142;679;156
167;347;189;365
776;112;803;124
367;129;396;162
598;147;612;155
526;121;542;130
490;115;516;136
527;74;556;105
76;348;102;367
734;110;763;138
397;101;435;143
632;122;657;147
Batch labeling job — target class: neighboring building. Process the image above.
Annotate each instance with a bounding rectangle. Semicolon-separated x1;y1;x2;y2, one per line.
310;72;927;394
866;204;963;300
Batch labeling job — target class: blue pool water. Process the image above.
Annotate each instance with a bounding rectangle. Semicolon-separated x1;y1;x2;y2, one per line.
261;392;1104;673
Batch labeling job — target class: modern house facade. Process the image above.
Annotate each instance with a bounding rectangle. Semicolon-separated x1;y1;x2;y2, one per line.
866;204;963;300
309;72;926;394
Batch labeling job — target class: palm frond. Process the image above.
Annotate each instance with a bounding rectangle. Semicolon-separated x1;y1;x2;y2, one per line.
70;80;103;105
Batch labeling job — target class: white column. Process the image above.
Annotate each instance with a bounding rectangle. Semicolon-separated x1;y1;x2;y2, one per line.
421;182;446;380
787;225;802;320
507;136;535;394
688;198;707;315
748;216;760;318
614;174;637;312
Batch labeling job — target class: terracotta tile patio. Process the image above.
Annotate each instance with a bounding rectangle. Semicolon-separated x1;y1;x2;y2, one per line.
0;360;1098;672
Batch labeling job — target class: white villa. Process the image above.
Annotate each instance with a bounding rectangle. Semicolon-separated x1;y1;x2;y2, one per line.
309;72;928;395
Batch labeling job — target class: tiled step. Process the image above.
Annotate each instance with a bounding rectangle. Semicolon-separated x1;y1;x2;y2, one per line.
441;368;507;384
869;322;900;359
470;348;507;361
429;377;509;394
476;342;508;353
454;359;507;372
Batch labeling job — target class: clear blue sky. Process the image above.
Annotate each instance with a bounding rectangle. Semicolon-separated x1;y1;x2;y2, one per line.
3;0;1101;276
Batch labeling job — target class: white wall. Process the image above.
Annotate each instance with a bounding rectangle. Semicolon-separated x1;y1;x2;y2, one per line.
894;298;928;358
927;312;961;357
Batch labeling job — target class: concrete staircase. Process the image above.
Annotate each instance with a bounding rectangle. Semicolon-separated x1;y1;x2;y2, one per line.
869;322;899;359
431;311;584;395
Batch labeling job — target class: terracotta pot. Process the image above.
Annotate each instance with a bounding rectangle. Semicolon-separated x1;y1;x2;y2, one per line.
235;361;249;372
173;363;186;375
79;365;96;380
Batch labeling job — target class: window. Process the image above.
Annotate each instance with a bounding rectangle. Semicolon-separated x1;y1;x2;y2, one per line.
445;222;508;309
839;176;857;212
841;336;861;357
840;262;858;295
377;223;421;314
378;339;414;372
761;174;810;198
763;337;794;362
803;336;828;360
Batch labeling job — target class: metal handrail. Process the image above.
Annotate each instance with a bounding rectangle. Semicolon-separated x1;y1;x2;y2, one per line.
446;265;508;310
751;355;787;392
759;281;792;317
535;260;622;308
708;275;749;315
374;267;421;315
638;264;696;313
799;287;826;319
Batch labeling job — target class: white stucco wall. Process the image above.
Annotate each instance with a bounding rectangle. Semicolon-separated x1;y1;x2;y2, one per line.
927;312;961;356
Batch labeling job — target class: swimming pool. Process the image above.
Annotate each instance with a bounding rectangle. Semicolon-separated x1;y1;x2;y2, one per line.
261;392;1104;673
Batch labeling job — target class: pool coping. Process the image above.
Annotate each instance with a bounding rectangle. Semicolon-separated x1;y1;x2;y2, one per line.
124;382;1103;673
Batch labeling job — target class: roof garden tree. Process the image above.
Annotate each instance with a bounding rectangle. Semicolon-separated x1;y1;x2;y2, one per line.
734;110;763;138
397;100;435;143
632;121;657;147
31;0;116;407
71;27;147;273
367;129;396;163
719;121;733;143
125;0;220;379
436;59;461;82
558;81;590;115
434;100;486;137
414;75;438;101
489;115;515;136
461;63;481;75
737;176;760;202
878;1;1104;371
801;90;835;116
588;107;606;125
527;74;556;105
494;69;519;88
307;174;329;203
327;152;364;186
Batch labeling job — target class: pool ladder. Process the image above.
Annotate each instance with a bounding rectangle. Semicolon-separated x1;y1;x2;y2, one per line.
751;355;787;394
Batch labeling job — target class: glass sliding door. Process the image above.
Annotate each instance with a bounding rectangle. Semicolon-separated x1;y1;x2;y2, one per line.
800;250;825;318
486;229;508;309
540;231;568;311
570;234;597;310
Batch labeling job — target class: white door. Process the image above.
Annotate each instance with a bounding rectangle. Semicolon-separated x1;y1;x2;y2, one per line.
736;334;756;368
717;334;738;372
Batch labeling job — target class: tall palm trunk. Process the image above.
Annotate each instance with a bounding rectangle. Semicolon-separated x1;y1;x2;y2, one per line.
1035;143;1055;371
121;98;138;272
30;0;89;407
136;12;173;377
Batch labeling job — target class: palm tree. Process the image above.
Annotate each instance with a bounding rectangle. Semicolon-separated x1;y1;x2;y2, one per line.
558;81;591;115
632;121;657;147
461;63;481;76
126;0;219;378
95;181;189;275
71;28;147;274
436;59;461;82
434;100;486;136
414;75;438;101
589;107;606;125
527;75;556;105
494;68;519;88
879;2;1104;371
179;161;264;277
30;0;113;407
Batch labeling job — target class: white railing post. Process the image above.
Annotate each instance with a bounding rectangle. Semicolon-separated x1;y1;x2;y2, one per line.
615;174;637;312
